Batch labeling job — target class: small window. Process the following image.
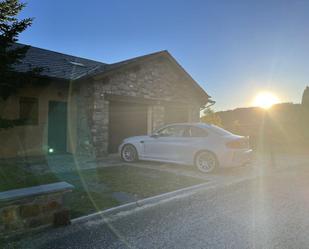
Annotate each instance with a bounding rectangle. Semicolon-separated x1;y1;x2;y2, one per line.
19;97;39;125
157;125;185;137
184;126;208;137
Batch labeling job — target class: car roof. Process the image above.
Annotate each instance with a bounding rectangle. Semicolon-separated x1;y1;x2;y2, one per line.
161;123;212;128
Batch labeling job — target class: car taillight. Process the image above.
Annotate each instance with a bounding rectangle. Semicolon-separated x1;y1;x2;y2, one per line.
226;138;249;149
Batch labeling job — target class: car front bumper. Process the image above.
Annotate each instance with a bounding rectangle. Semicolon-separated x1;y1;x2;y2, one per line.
220;149;253;167
118;143;125;156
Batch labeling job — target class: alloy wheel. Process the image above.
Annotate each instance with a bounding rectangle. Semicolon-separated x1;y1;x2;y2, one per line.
121;144;138;162
195;151;217;173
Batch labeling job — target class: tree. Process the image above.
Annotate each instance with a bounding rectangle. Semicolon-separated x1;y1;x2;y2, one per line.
301;86;309;107
0;0;44;128
301;86;309;143
200;108;222;127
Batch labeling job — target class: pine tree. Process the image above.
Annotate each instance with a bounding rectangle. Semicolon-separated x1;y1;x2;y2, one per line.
0;0;44;128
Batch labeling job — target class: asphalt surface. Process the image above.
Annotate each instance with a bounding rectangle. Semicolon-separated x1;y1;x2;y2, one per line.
6;164;309;249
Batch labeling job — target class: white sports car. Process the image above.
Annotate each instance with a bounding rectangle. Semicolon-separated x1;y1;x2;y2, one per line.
119;123;252;173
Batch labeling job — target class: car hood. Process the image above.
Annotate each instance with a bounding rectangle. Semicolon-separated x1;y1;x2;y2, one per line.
123;135;150;143
224;133;245;139
222;134;246;141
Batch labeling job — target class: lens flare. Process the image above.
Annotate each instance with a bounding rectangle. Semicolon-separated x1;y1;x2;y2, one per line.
253;92;280;109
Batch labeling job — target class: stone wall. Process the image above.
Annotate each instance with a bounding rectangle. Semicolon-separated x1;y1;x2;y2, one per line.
96;57;202;104
0;193;61;234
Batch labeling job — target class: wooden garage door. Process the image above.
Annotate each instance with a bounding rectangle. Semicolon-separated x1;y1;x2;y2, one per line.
165;105;189;124
109;101;148;153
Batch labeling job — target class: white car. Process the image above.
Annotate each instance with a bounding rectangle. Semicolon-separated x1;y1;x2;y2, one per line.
119;123;252;173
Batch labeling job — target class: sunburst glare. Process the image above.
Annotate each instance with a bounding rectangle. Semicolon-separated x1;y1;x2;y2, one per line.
253;92;280;109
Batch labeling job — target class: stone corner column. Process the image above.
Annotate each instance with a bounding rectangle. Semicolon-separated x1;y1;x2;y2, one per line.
152;105;165;131
92;92;109;160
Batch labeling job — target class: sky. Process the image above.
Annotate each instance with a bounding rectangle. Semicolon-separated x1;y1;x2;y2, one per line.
18;0;309;111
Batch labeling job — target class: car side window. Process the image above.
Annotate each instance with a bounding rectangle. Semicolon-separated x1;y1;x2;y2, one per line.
184;126;208;137
157;125;185;137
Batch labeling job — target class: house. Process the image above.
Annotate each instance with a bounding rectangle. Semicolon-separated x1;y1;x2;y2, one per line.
0;44;211;159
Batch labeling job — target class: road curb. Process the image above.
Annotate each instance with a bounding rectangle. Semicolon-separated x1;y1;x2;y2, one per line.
72;171;262;225
72;181;213;225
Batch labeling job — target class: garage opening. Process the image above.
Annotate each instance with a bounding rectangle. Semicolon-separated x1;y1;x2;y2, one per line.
109;101;148;153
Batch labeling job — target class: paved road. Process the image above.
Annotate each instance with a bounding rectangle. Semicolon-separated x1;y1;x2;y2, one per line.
7;164;309;249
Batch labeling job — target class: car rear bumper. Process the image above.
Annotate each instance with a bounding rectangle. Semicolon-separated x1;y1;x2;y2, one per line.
220;149;253;167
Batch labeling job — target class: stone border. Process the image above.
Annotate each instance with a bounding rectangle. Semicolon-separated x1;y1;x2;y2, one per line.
0;182;74;237
0;182;74;203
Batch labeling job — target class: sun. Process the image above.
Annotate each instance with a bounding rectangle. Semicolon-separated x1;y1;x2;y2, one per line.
253;92;280;109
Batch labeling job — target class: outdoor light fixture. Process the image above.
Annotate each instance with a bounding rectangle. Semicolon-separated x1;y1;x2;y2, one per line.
48;148;54;153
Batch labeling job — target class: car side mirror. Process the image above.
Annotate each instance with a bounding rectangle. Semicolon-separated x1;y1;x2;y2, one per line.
151;133;159;138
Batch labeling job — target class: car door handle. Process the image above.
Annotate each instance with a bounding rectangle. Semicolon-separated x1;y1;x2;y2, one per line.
140;141;144;143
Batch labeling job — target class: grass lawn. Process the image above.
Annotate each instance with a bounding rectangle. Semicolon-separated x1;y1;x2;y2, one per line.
0;164;204;218
0;164;58;191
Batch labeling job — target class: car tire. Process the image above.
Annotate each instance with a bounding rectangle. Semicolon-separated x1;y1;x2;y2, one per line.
121;144;138;162
194;151;218;173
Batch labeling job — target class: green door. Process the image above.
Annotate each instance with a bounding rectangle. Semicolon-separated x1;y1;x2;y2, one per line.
48;101;67;154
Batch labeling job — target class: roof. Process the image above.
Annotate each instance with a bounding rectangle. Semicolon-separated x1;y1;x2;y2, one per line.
12;43;210;100
79;50;168;79
83;49;210;100
12;43;107;80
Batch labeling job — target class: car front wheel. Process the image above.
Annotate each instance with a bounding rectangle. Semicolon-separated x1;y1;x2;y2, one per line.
121;144;138;162
195;151;218;173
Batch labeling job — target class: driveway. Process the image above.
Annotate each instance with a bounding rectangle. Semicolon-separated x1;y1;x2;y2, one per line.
7;160;309;249
24;153;259;184
125;152;309;182
26;151;309;179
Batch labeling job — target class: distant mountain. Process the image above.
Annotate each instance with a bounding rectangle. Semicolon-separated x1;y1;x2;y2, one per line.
216;103;304;150
217;106;264;128
215;87;309;151
217;103;301;127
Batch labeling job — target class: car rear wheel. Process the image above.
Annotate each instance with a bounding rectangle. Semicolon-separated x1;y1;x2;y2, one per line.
195;151;218;173
121;144;138;162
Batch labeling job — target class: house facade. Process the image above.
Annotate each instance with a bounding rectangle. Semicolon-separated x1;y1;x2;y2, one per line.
0;44;211;159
